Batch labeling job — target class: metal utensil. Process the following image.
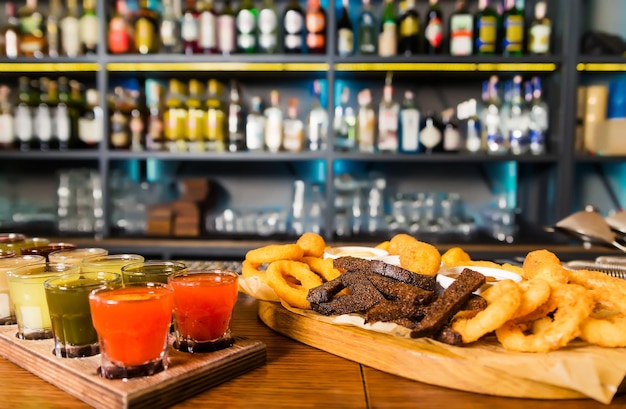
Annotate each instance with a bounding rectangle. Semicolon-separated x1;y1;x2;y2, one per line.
564;260;626;279
606;210;626;237
545;209;626;252
596;255;626;265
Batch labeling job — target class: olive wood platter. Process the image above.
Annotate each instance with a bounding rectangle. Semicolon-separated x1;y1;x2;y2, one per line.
0;325;266;409
258;301;626;404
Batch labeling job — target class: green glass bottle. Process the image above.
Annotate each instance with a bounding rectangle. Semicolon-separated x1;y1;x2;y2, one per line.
501;0;524;56
377;0;397;57
473;0;498;55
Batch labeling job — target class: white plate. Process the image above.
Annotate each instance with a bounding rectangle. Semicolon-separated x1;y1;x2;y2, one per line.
436;265;522;294
323;246;389;260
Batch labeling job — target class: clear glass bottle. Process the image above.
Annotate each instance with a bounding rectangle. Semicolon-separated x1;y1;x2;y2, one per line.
236;0;258;53
264;89;283;153
160;0;183;53
55;77;72;150
34;77;53;151
60;0;81;57
377;0;397;57
357;0;377;55
462;98;482;153
205;79;226;151
377;74;399;152
1;2;21;58
78;88;103;148
145;80;165;151
484;75;507;154
227;81;245;152
283;98;304;152
307;79;328;151
336;0;353;56
424;0;443;54
282;0;305;53
197;0;218;54
527;0;551;55
473;0;498;55
448;0;473;56
79;0;99;55
507;75;529;155
334;86;356;152
187;79;206;152
0;86;15;149
356;88;375;153
529;76;548;155
246;95;266;151
442;108;461;153
257;0;279;53
398;90;420;153
419;111;443;154
14;76;35;151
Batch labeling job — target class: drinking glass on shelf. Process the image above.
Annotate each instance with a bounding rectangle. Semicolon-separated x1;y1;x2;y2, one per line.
44;271;123;358
89;282;174;379
7;262;81;340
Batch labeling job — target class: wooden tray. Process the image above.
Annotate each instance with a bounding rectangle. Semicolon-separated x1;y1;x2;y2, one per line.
0;325;266;409
258;300;626;404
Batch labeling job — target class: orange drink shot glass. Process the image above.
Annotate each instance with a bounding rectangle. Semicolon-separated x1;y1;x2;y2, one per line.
89;283;174;380
168;269;239;353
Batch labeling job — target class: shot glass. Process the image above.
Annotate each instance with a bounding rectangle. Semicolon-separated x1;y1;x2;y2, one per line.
48;247;109;265
121;260;187;284
81;254;145;274
21;243;77;261
0;233;28;255
44;272;123;358
0;255;45;324
7;262;81;340
89;282;174;380
168;269;239;353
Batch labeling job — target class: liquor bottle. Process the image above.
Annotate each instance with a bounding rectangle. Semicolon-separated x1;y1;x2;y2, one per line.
0;86;15;149
282;0;305;53
187;79;206;152
54;77;71;150
181;0;200;54
458;98;481;152
198;0;218;53
163;79;187;152
307;79;328;151
15;77;35;151
441;108;461;153
160;0;183;53
424;0;443;54
264;89;283;152
205;79;226;151
60;0;81;57
483;75;507;154
246;95;266;151
356;88;375;153
508;75;529;154
145;80;165;151
397;0;419;56
529;76;548;155
398;90;420;153
134;0;160;54
336;0;353;57
448;0;473;56
109;87;130;149
499;78;512;142
217;0;236;55
334;86;356;152
129;105;145;151
78;88;103;147
17;0;46;58
473;0;498;55
46;0;62;57
227;81;245;152
377;0;397;57
305;0;326;54
1;2;21;58
501;0;524;56
109;0;134;54
377;74;399;152
527;0;551;55
236;0;258;53
257;0;279;53
34;77;53;151
68;79;86;147
419;111;443;154
283;98;305;152
79;0;99;55
357;0;377;55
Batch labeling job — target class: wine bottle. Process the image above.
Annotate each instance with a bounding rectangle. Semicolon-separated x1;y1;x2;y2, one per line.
305;0;326;54
257;0;279;53
181;0;200;54
357;0;377;55
160;0;183;53
336;0;353;57
134;0;160;55
473;0;498;55
527;1;551;55
377;0;397;57
501;0;524;56
218;0;237;55
198;0;218;54
282;0;305;53
424;0;443;54
397;0;419;56
236;0;258;53
448;0;473;56
399;90;420;154
79;0;99;55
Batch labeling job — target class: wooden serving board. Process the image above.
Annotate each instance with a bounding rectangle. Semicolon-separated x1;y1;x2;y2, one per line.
258;301;626;404
0;325;266;409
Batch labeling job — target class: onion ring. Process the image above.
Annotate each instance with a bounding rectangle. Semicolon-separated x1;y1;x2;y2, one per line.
245;244;304;265
522;249;569;287
241;259;267;283
266;260;323;309
296;232;326;258
495;284;594;352
301;256;341;282
510;278;551;321
451;279;521;344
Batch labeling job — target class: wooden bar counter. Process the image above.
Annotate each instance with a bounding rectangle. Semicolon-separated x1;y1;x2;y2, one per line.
0;293;623;408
